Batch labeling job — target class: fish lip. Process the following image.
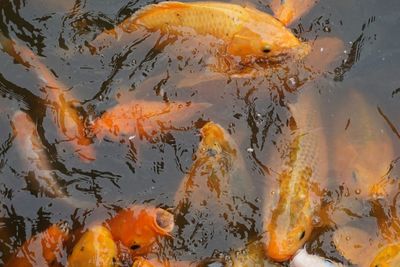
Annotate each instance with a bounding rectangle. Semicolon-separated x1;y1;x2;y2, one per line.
154;208;175;235
265;242;294;262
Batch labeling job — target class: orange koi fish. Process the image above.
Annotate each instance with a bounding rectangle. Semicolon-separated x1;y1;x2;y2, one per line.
104;205;174;258
333;90;394;199
264;89;328;261
5;206;173;266
0;34;94;161
92;100;210;140
98;1;310;72
5;223;69;267
173;122;254;255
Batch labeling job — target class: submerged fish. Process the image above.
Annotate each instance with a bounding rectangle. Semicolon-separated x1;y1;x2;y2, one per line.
132;257;193;267
5;205;174;266
13;111;67;198
99;1;310;72
92;100;210;140
0;34;94;161
5;223;69;267
68;225;118;267
333;225;380;267
333;90;394;199
290;248;345;267
104;205;174;258
369;243;400;267
264;89;328;261
173;122;254;255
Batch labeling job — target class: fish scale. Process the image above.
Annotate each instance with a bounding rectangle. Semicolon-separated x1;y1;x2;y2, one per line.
131;2;246;39
265;89;328;261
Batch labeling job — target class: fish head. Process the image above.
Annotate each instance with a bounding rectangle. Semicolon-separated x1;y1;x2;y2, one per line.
105;206;174;256
199;122;237;159
227;9;310;62
266;212;312;261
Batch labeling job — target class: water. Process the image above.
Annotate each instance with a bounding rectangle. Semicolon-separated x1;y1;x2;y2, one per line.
0;0;400;266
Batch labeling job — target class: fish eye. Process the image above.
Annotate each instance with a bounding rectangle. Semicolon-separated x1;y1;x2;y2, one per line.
262;45;271;53
299;230;306;240
130;244;141;250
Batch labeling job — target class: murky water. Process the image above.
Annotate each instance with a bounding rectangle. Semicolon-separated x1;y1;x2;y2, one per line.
0;0;400;266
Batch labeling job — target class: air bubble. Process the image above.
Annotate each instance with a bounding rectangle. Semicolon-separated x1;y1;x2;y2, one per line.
323;26;331;32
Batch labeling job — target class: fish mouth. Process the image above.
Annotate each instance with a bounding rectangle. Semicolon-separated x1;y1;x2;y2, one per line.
154;208;175;235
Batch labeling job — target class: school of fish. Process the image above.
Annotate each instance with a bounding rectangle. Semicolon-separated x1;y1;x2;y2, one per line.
1;0;397;266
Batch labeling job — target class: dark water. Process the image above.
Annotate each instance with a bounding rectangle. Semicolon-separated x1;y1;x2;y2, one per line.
0;0;400;266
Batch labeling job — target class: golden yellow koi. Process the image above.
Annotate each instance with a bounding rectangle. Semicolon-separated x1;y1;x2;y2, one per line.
68;225;118;267
264;89;328;261
100;1;310;68
370;243;400;267
333;90;394;198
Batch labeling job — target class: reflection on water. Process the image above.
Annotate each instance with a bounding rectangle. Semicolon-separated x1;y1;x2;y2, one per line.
0;0;400;266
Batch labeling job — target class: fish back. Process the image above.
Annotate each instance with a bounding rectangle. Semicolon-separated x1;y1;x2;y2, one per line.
126;1;247;39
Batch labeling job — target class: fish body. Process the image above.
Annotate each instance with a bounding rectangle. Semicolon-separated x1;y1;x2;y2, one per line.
173;122;253;255
104;205;174;257
132;257;193;267
68;225;118;267
5;206;173;266
106;1;309;62
265;89;328;261
174;121;248;209
290;249;345;267
5;223;69;267
13;111;67;198
369;243;400;267
92;100;210;140
333;90;394;198
1;35;94;160
333;225;380;266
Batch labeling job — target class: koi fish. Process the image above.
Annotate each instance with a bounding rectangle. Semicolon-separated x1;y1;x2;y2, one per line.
333;90;394;198
174;121;251;209
132;257;193;267
290;249;345;267
98;1;310;72
92;100;210;140
369;243;400;267
13;111;93;208
264;89;328;261
333;225;380;266
5;206;173;266
5;223;69;267
0;33;94;161
173;122;254;254
104;205;174;257
68;225;118;267
12;111;67;198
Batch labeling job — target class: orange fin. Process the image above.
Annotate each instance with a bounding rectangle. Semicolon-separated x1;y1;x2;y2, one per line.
271;0;319;26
